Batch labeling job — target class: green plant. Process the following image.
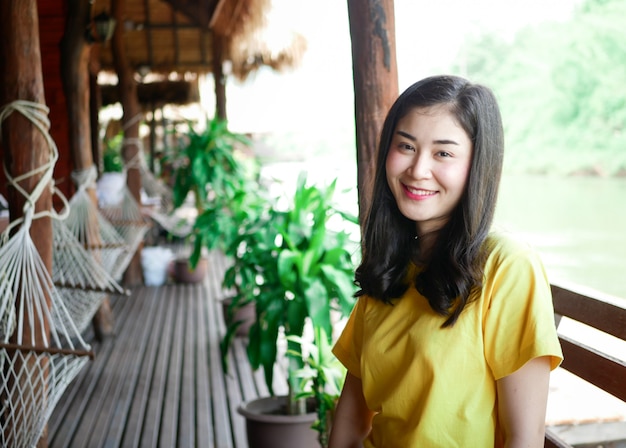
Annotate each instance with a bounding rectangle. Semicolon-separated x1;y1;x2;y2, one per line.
287;326;346;447
103;132;124;173
171;116;251;268
222;172;359;418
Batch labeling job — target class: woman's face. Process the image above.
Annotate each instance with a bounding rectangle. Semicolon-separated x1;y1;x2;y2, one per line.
386;105;473;236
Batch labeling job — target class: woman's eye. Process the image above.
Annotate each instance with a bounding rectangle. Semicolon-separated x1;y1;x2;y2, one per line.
400;143;414;151
437;151;451;157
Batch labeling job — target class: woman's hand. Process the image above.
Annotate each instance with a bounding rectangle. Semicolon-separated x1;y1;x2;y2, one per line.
328;372;374;448
497;356;552;448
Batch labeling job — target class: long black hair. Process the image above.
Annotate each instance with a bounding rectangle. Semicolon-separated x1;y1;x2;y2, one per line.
355;75;504;327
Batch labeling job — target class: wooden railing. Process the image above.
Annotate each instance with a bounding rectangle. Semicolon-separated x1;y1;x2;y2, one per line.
545;284;626;448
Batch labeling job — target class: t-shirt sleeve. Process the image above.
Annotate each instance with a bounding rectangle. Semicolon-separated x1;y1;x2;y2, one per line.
483;242;563;380
332;297;365;378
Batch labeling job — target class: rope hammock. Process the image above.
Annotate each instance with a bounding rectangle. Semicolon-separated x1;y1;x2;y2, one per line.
122;136;194;238
97;156;151;266
0;100;92;448
65;167;133;282
52;218;127;333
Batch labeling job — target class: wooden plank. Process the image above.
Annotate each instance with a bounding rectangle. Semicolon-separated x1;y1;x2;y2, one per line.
545;427;573;448
158;285;185;447
48;294;136;447
558;335;626;402
209;251;249;447
102;287;162;447
205;253;235;448
140;286;178;447
552;284;626;340
75;289;153;448
193;281;215;448
178;284;196;447
121;286;170;446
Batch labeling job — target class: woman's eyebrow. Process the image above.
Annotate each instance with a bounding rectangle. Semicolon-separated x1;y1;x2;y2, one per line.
433;139;459;146
396;130;416;141
396;130;459;146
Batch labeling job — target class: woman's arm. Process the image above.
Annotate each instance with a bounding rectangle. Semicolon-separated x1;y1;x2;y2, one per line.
328;372;374;448
496;356;552;448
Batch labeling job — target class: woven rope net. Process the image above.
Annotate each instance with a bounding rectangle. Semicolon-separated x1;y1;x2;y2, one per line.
52;218;126;333
0;100;92;448
65;168;133;282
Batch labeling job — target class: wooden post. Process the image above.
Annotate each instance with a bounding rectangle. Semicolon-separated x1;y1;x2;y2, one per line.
212;33;227;121
0;1;52;446
346;0;399;227
60;0;115;338
90;45;104;176
111;0;144;286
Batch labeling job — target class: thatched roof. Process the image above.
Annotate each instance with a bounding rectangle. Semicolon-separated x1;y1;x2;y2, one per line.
92;0;306;81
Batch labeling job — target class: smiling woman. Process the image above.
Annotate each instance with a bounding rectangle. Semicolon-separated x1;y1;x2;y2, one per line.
385;105;473;237
328;75;562;448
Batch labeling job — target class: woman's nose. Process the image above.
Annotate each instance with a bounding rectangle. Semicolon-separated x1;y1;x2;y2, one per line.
408;153;432;179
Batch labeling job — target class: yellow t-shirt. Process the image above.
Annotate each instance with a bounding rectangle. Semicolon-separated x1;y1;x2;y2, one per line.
332;233;563;447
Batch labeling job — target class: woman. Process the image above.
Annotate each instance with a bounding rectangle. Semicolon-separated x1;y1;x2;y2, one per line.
329;75;563;447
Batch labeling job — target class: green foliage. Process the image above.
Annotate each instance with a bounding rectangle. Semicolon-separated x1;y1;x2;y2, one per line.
172;116;250;212
287;327;346;448
222;172;359;417
103;132;124;173
171;116;253;268
452;0;626;175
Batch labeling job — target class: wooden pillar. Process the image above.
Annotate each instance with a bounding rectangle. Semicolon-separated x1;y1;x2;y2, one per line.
90;45;104;176
0;1;52;446
346;0;399;227
212;33;227;121
60;0;115;338
111;0;144;286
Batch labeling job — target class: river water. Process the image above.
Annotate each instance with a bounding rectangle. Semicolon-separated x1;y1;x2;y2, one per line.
494;174;626;302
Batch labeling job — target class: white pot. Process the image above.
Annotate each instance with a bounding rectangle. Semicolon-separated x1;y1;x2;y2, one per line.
141;247;173;286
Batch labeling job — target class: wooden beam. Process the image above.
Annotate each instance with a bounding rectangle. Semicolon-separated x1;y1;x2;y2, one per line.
144;0;154;69
212;34;227;120
163;0;212;28
172;5;180;66
346;0;399;228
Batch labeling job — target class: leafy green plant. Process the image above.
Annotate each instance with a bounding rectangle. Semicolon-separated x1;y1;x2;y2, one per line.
221;172;359;418
171;116;252;268
103;132;124;173
288;326;346;448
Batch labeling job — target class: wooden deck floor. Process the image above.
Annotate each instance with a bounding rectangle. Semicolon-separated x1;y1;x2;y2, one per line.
48;250;286;448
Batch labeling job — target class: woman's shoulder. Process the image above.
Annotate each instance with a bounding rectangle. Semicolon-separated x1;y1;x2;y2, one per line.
483;230;543;267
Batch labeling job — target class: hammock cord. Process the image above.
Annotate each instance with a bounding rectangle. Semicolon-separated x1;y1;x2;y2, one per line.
0;100;91;448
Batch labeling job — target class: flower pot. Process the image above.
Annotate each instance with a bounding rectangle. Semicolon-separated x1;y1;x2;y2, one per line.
173;256;208;283
221;296;256;336
237;396;320;448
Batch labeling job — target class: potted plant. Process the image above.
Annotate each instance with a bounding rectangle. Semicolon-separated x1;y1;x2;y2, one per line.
224;173;359;448
170;115;251;281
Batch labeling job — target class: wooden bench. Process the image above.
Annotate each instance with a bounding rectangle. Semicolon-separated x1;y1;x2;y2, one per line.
47;250;285;448
545;284;626;448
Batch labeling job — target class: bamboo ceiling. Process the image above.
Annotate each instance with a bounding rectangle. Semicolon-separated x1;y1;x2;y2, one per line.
91;0;306;81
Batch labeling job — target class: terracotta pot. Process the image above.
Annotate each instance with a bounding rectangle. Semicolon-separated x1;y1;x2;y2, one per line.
173;256;208;283
238;396;320;448
221;296;256;336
